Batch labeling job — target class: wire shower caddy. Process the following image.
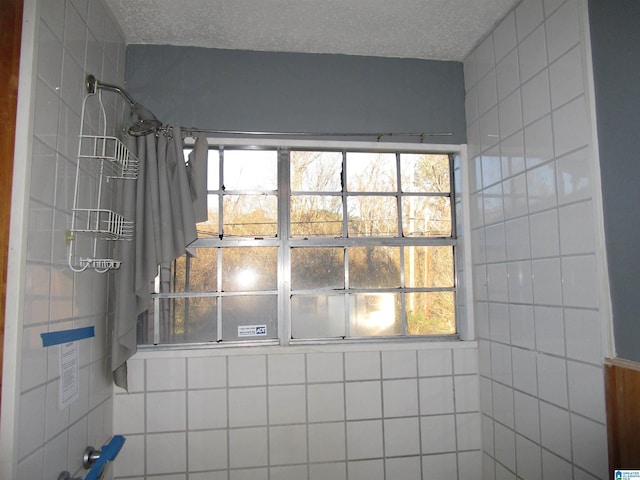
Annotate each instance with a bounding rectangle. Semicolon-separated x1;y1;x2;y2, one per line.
67;89;139;273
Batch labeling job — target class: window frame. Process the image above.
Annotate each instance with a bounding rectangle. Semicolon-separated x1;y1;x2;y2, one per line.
146;137;472;348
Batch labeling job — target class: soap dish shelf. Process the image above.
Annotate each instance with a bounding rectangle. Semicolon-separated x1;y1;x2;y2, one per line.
77;135;139;179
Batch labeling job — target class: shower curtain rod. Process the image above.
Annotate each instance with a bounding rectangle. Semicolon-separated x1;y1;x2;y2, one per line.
175;128;453;141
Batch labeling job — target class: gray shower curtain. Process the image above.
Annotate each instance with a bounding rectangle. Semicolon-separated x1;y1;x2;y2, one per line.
111;127;208;389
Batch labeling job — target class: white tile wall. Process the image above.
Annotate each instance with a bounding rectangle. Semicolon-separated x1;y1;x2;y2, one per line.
11;0;127;479
114;346;480;479
464;0;609;478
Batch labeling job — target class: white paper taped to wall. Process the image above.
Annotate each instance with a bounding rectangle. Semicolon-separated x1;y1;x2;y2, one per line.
59;341;79;409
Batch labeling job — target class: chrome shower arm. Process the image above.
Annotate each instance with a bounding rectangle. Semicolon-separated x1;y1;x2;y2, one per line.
85;74;162;136
86;74;137;107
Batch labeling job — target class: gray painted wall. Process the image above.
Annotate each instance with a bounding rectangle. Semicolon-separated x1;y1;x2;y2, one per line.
589;0;640;362
125;45;466;144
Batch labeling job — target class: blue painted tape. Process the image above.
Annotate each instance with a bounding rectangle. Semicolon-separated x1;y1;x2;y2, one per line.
40;326;95;347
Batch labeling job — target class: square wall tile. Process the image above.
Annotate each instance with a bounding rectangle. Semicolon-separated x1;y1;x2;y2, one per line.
381;350;417;379
559;201;595;255
477;69;498;116
270;465;307;480
564;308;602;364
505;217;531;261
570;414;608;478
498;90;523;139
385;456;421;480
147;432;187;475
532;258;563;306
269;425;307;465
479;108;500;155
188;430;227;471
534;306;565;356
18;387;46;460
146;358;186;391
346;420;384;459
542;449;572;478
501;131;526;179
458;450;483;480
147;391;186;432
509;304;536;350
383;379;418;417
494;422;516;471
112;434;144;477
419;376;454;415
187;356;226;389
422;452;457;478
308;423;346;462
383;417;420;456
546;0;581;62
516;0;545;41
496;50;520;100
492;381;515;428
231;468;267;480
345;351;381;380
537;354;568;407
228;355;266;387
345;381;382;420
493;12;517;62
454;349;479;375
229;427;268;468
556;147;592;204
113;392;145;434
549;45;584;108
503;173;529;220
475;35;496;79
507;261;534;304
267;354;305;385
553;96;589;157
487;263;509;303
421;415;456;454
307;383;345;422
529;209;560;258
511;347;538;396
188;389;227;429
268;385;306;425
310;462;346;480
228;387;267;427
455;375;480;412
562;255;599;308
490;342;513;386
348;459;384;480
417;349;452;376
567;362;605;422
307;352;343;382
484;223;506;263
518;25;548;83
456;412;482;450
539;402;571;460
516;434;542;480
522;69;551;126
514;391;541;442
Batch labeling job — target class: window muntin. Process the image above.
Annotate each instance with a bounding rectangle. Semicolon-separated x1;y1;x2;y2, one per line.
146;146;458;346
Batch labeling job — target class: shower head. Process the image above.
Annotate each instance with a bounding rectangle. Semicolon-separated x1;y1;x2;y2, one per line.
86;74;162;136
128;104;163;136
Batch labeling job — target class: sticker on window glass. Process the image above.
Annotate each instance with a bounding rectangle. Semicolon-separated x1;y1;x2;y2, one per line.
238;325;267;337
616;471;640;480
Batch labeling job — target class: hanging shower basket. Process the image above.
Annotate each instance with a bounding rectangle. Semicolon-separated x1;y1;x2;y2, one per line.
77;134;139;179
67;85;138;273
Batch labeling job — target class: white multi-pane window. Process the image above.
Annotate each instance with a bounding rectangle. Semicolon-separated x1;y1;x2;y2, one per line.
144;141;460;346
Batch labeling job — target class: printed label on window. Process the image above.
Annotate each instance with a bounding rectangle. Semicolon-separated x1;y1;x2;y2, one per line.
238;325;267;337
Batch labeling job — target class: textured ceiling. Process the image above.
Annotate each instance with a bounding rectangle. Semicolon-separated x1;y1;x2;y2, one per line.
105;0;520;61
